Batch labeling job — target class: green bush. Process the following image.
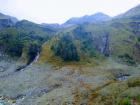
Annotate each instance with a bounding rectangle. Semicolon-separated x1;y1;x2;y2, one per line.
118;98;131;105
52;35;80;61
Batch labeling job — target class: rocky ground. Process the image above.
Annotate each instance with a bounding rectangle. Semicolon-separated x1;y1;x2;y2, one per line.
0;57;140;105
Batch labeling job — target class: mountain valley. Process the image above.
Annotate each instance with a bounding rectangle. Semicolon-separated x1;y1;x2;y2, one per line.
0;4;140;105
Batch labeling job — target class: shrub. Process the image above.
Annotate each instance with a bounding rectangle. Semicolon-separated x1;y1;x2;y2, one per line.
52;35;80;61
118;98;131;105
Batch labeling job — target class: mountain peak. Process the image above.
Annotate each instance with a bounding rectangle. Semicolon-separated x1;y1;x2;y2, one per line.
63;12;111;26
93;12;109;16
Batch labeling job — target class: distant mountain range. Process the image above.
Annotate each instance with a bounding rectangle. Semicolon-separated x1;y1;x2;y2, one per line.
42;12;111;28
1;4;140;28
63;12;111;25
42;4;140;28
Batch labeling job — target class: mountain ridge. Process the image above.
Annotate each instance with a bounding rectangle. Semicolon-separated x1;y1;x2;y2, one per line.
116;4;140;18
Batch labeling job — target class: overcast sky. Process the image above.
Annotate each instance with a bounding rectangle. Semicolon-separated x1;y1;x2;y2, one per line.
0;0;140;24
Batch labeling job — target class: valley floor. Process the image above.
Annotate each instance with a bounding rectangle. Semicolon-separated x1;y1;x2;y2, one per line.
0;58;140;105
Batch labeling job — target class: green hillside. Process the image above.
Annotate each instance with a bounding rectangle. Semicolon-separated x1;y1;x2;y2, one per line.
39;17;140;66
0;19;56;64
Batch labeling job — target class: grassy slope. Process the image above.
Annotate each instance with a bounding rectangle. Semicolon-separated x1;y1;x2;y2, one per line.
39;18;140;66
0;20;57;65
38;35;105;67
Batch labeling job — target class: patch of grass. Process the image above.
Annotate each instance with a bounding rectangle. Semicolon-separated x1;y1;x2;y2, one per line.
117;98;131;105
127;77;140;87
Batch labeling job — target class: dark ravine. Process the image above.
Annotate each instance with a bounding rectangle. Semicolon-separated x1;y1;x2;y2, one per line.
15;52;40;72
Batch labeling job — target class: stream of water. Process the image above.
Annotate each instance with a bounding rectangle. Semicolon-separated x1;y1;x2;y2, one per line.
117;74;130;81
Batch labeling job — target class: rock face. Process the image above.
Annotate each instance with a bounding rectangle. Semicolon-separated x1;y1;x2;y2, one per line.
97;34;110;56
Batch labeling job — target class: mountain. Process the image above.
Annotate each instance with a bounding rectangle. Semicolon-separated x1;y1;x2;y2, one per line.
41;23;61;29
0;13;18;23
0;5;140;66
0;18;56;66
16;20;56;35
116;4;140;19
63;12;111;26
0;13;18;28
39;4;140;66
41;13;111;28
